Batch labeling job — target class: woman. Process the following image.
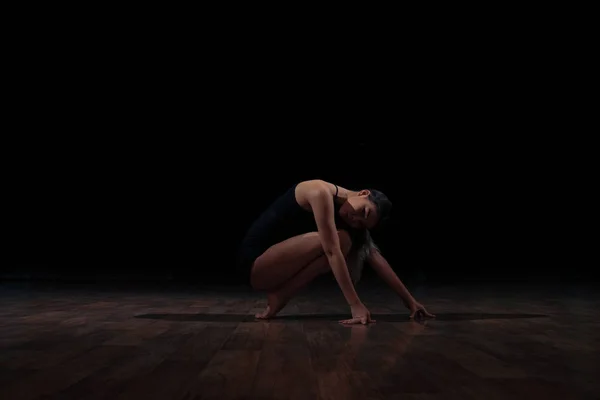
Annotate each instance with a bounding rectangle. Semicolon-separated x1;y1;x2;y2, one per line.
237;179;434;324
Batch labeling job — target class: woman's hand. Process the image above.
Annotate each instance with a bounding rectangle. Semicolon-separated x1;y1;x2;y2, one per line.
406;300;435;319
340;302;376;325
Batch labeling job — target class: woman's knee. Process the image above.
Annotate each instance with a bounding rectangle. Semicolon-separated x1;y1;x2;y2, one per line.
296;230;352;255
301;230;351;256
250;230;351;290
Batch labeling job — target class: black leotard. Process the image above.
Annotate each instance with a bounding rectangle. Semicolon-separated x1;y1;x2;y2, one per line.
236;183;362;282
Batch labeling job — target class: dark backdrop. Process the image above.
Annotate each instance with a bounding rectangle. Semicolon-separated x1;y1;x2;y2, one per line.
4;137;594;285
3;10;595;286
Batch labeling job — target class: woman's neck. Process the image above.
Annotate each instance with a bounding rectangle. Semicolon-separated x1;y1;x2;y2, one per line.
335;186;358;204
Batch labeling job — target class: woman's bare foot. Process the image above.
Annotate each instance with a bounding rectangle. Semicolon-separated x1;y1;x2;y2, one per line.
255;292;288;319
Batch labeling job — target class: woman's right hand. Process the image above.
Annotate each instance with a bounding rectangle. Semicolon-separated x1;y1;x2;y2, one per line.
340;302;376;325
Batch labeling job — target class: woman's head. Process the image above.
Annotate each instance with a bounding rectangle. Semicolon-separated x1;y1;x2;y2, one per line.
339;188;392;230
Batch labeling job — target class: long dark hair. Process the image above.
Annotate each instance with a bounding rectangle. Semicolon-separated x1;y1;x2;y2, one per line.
346;188;391;284
368;189;392;227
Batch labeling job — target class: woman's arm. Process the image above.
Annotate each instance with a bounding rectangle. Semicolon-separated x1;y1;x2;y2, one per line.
307;186;361;306
368;249;415;305
368;249;435;318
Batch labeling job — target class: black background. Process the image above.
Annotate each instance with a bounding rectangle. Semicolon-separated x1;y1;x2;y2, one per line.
4;134;594;285
4;30;595;285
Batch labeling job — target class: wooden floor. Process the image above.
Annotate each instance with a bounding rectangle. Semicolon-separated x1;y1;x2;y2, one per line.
0;280;598;400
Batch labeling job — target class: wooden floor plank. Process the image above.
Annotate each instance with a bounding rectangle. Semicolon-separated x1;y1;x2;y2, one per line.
0;281;598;400
185;349;261;399
247;322;319;400
113;325;238;400
0;345;135;400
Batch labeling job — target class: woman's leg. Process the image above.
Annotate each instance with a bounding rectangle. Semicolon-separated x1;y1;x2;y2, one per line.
250;230;352;291
251;230;352;318
255;252;337;318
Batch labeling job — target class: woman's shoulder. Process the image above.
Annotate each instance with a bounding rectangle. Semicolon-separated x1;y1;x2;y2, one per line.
295;180;335;208
296;179;333;195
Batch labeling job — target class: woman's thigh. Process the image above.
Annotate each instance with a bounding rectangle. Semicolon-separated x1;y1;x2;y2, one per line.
250;230;352;290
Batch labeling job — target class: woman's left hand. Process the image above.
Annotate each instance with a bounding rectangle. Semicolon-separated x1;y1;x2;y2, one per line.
407;300;435;319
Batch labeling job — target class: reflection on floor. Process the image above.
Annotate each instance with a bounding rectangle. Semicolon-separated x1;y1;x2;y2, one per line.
0;281;598;400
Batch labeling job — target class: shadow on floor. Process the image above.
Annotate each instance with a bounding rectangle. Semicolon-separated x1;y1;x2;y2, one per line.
134;312;549;322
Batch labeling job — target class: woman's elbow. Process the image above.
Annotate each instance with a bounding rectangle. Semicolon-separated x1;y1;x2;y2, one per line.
322;231;353;258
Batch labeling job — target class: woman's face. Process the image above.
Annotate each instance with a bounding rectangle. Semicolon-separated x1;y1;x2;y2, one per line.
339;191;379;229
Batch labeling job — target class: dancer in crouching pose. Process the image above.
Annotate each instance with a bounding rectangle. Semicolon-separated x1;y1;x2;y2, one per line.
237;180;434;324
